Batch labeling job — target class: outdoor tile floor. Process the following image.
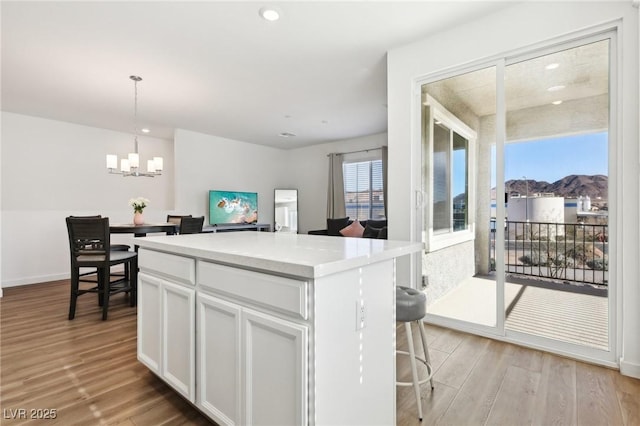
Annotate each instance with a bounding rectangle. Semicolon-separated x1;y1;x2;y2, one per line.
427;275;608;350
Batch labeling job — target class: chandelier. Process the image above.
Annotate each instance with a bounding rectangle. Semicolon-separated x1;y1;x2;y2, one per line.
106;75;163;177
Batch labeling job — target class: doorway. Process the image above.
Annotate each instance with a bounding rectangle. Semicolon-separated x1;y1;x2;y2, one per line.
418;34;614;363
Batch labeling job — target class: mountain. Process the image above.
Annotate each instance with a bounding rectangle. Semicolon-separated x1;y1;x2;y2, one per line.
504;174;608;200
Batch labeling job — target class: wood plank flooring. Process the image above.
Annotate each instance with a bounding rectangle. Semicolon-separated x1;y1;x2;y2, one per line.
1;280;211;426
1;280;638;425
396;321;640;426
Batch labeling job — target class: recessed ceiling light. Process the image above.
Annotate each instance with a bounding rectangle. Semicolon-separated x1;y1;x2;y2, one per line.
547;85;566;92
279;132;296;138
552;100;563;105
141;128;150;133
545;63;560;70
259;7;280;21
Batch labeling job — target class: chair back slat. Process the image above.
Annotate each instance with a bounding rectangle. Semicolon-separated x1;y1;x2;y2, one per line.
179;216;205;234
66;217;111;258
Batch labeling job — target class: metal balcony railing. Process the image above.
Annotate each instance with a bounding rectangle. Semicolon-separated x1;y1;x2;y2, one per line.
490;220;608;286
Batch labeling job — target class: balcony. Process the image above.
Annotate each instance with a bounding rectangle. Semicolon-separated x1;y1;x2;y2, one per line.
427;220;608;350
494;220;608;286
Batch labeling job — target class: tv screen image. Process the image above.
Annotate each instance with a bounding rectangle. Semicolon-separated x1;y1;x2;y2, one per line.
209;190;258;225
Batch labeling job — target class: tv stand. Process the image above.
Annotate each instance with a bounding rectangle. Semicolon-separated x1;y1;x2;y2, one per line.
203;223;271;233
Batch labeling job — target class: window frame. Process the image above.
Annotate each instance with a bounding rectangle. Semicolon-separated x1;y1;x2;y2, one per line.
342;151;385;222
423;94;477;252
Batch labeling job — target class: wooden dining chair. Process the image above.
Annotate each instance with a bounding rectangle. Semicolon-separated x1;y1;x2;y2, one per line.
66;216;138;320
70;215;132;284
179;216;205;234
167;214;192;234
167;214;192;223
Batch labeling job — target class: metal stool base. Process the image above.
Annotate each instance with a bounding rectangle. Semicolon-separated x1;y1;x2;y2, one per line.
396;350;433;387
396;320;434;421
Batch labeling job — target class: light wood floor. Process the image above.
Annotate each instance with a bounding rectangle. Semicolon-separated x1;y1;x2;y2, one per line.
1;280;638;426
396;323;640;426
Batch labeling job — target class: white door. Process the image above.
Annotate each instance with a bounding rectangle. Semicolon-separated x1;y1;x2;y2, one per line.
242;308;308;426
197;293;242;426
162;280;195;401
137;272;162;374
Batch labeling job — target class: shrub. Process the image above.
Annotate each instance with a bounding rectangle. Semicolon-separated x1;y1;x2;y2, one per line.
587;258;608;271
519;253;548;266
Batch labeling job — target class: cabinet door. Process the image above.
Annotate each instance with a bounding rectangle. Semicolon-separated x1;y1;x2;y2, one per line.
243;309;308;426
197;293;242;426
137;272;162;374
162;280;196;402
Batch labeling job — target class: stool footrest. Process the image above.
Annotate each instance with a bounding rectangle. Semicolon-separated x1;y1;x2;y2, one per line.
396;350;434;387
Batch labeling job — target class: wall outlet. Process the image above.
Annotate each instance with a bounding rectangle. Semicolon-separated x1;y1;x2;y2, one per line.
356;300;366;330
421;275;428;289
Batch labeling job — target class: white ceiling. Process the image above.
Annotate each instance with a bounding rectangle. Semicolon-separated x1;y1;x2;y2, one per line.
1;1;520;149
423;40;610;118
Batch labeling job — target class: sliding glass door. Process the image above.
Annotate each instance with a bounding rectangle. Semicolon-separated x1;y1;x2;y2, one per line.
419;32;615;363
503;39;611;352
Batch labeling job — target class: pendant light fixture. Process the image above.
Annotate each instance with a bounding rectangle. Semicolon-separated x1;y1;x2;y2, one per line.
106;75;163;177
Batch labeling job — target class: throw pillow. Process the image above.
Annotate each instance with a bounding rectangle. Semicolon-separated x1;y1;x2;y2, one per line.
362;223;382;239
340;220;365;238
327;217;350;236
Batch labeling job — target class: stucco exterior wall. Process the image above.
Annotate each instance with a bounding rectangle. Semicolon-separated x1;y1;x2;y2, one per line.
423;240;475;307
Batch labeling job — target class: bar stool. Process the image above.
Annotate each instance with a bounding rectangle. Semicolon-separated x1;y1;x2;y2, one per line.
396;286;434;421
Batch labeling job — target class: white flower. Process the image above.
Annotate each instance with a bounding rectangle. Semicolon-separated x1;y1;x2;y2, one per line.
129;197;150;213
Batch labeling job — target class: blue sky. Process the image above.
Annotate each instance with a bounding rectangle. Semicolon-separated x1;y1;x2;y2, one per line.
457;132;608;196
504;132;608;182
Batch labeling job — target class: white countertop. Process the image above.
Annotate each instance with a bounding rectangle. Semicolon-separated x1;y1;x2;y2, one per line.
134;232;423;279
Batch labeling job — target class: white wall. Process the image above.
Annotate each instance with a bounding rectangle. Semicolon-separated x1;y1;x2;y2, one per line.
172;129;290;226
1;112;174;286
172;130;387;235
388;1;639;377
287;132;387;233
0;116;382;287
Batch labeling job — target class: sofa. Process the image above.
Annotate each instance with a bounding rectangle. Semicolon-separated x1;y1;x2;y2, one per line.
308;218;388;239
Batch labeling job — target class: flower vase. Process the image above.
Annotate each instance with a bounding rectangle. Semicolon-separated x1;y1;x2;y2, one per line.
134;212;144;225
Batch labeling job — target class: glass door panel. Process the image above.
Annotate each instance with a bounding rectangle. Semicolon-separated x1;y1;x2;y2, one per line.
503;40;610;350
421;66;498;329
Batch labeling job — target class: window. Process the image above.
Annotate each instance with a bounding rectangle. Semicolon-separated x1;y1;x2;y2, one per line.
343;159;385;221
432;122;470;234
422;94;475;250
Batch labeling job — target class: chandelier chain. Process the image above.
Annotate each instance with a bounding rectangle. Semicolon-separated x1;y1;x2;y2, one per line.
107;74;162;177
131;75;142;153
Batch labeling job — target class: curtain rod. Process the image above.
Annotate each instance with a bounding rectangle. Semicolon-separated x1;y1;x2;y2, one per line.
327;147;384;157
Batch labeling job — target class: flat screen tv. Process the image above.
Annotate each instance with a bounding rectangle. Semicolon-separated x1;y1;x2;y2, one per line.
209;190;258;225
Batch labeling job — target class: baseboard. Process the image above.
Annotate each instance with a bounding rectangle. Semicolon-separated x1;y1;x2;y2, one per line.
620;358;640;379
2;273;69;288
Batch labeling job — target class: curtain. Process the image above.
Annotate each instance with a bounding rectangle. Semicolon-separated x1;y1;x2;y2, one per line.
381;146;388;218
326;153;346;219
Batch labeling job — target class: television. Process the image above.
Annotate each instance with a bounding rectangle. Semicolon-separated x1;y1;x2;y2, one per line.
209;190;258;225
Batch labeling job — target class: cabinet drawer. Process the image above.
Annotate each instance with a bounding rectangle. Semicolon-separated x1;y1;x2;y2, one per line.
139;248;196;286
198;262;308;320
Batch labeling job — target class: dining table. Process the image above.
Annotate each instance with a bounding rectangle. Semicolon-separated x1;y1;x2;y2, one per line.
109;223;178;238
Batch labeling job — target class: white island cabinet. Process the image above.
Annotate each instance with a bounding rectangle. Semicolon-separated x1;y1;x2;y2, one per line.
135;232;422;426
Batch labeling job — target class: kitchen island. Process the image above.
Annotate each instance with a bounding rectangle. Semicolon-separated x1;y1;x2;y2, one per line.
134;232;422;426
